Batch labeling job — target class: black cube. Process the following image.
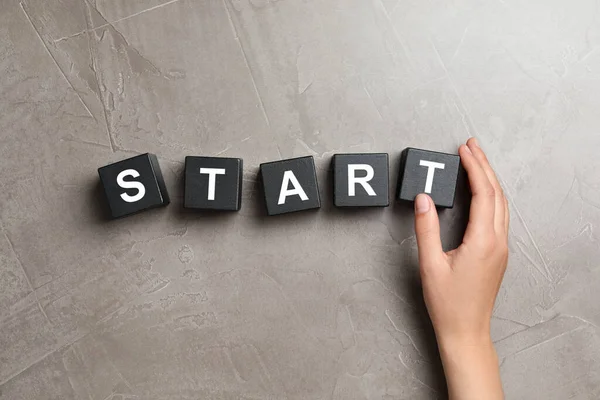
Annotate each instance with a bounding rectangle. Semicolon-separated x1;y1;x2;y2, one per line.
98;153;170;219
333;153;389;207
397;148;460;208
184;156;243;211
260;156;321;216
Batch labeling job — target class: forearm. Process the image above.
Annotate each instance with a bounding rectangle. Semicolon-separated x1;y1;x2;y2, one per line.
438;336;504;400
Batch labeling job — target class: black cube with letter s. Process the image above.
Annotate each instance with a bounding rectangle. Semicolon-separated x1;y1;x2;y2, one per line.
98;153;170;219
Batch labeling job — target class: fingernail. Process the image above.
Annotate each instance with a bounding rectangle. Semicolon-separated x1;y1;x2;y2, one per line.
472;138;480;147
415;194;430;215
464;144;472;154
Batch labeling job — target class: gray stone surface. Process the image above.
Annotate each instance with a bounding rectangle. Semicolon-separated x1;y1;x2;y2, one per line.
1;0;599;398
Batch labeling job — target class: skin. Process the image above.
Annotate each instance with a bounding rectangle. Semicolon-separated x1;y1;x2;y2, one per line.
414;138;508;400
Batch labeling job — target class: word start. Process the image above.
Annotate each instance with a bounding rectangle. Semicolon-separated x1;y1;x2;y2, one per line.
98;148;461;218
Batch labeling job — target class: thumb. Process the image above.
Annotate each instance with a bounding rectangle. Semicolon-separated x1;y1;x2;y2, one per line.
414;194;444;267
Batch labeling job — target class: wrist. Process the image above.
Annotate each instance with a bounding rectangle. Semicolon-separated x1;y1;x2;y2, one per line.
434;320;492;351
437;330;493;352
436;334;503;400
437;330;496;366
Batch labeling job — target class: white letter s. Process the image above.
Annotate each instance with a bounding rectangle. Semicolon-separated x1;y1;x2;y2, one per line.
117;169;146;203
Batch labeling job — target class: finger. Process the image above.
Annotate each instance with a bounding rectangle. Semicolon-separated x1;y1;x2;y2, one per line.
504;196;510;235
459;144;496;241
467;138;506;234
414;194;445;272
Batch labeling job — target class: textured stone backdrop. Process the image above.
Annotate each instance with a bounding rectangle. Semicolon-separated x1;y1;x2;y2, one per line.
1;0;599;398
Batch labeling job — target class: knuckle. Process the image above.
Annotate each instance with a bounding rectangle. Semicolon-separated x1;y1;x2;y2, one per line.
489;238;509;259
484;185;496;198
478;234;497;255
502;245;509;258
497;239;509;254
418;227;437;241
495;185;505;199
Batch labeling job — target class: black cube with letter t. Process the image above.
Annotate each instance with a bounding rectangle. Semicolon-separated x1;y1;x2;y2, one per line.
333;153;389;207
184;156;243;211
98;153;170;219
397;148;460;208
260;156;321;216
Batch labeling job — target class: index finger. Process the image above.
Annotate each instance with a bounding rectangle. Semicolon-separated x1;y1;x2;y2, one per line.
459;144;496;243
467;138;507;235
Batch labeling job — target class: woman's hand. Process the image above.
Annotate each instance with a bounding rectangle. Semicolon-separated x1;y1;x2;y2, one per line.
414;138;508;400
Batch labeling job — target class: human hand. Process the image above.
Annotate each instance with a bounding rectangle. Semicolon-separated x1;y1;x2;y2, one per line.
413;138;508;400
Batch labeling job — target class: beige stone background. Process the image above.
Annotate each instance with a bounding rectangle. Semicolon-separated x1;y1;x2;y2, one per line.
1;0;600;399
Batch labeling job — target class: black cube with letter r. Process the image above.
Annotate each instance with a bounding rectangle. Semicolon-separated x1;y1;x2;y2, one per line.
333;153;389;207
397;148;460;208
98;153;170;219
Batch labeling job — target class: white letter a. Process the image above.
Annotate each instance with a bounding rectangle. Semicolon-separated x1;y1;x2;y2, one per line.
278;171;309;205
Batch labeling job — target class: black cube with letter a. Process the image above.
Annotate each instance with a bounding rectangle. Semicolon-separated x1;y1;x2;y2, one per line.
98;153;170;219
260;156;321;216
397;148;460;208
